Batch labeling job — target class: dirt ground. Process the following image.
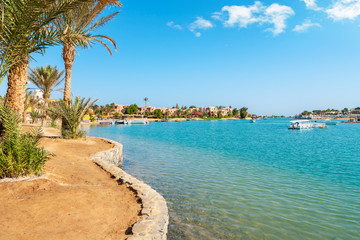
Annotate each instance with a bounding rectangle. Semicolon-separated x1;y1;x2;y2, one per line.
0;137;141;240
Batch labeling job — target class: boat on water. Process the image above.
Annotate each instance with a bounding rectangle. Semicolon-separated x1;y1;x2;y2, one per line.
115;120;126;124
127;118;149;125
250;119;256;123
288;120;327;129
288;120;312;129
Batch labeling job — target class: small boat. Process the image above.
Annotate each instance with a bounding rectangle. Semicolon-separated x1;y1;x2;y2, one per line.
127;118;149;125
115;120;125;125
288;120;312;129
250;119;256;123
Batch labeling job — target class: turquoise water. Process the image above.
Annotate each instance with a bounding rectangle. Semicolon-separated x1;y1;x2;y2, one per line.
85;119;360;239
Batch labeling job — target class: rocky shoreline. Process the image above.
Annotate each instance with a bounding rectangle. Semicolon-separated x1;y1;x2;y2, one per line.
91;137;169;240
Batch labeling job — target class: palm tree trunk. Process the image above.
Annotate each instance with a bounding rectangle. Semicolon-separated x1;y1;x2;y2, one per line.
5;59;29;115
62;44;75;105
42;94;50;125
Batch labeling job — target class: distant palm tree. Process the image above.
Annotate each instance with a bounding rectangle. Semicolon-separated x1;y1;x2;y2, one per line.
23;91;39;123
144;97;149;107
53;0;121;105
28;65;64;119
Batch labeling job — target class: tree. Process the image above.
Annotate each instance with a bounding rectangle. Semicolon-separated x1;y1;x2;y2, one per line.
232;108;239;117
145;109;151;116
144;97;149;107
1;0;88;115
218;112;223;118
124;104;138;115
240;107;248;119
28;65;64;119
154;109;163;118
23;91;39;123
48;96;97;139
176;103;179;109
53;0;121;104
113;112;121;119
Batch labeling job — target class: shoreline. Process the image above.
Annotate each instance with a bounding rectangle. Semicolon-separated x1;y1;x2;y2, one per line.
91;137;169;240
0;134;167;239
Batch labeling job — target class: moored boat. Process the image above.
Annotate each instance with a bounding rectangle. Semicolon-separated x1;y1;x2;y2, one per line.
127;118;149;125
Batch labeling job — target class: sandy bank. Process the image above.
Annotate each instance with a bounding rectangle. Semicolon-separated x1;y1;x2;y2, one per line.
0;137;141;240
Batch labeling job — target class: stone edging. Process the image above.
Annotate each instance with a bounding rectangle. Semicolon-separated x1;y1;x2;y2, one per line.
90;137;169;240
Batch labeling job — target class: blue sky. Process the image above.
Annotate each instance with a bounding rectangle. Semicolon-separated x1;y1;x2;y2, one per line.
2;0;360;115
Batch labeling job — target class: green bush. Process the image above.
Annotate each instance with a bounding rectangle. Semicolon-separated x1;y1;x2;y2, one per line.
0;106;52;178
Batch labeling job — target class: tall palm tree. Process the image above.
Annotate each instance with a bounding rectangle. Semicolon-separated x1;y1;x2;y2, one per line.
1;0;92;115
53;0;121;105
144;97;149;107
28;65;64;110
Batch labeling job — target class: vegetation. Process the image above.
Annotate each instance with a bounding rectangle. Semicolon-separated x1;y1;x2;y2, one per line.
124;104;138;114
30;111;40;124
144;97;149;107
154;109;163;118
1;0;91;115
113;112;121;119
28;65;64;119
53;0;121;104
49;97;97;139
0;106;52;178
240;107;248;119
232;108;239;117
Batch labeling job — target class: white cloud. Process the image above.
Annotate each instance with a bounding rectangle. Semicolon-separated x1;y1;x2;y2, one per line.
167;21;183;30
326;0;360;21
263;3;295;35
293;19;321;32
218;1;294;35
189;17;213;37
301;0;322;11
221;1;263;28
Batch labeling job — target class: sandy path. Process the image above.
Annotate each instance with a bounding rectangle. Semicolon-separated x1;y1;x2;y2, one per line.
0;137;141;240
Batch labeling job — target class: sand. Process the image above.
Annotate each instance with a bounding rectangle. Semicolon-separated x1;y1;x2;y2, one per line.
0;137;141;240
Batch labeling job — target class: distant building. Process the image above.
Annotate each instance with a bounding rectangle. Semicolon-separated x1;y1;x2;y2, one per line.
114;104;129;113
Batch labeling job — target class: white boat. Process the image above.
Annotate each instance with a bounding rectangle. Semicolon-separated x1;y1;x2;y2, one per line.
250;119;256;123
288;120;313;129
288;120;328;129
127;118;149;125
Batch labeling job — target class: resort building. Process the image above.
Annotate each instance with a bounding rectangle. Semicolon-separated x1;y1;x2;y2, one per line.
114;104;129;113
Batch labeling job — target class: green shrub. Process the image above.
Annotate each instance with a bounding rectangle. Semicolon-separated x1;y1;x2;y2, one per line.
0;106;52;178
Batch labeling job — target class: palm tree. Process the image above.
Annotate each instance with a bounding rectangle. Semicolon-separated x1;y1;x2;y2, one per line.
53;0;121;105
28;65;64;110
49;96;97;138
23;91;39;123
1;0;93;115
144;97;149;107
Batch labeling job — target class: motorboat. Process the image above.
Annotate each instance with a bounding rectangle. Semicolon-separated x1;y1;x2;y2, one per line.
127;118;149;125
115;120;125;124
289;120;328;129
250;119;256;123
288;120;313;129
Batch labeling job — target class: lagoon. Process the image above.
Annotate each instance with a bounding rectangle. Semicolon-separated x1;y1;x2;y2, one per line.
86;119;360;239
